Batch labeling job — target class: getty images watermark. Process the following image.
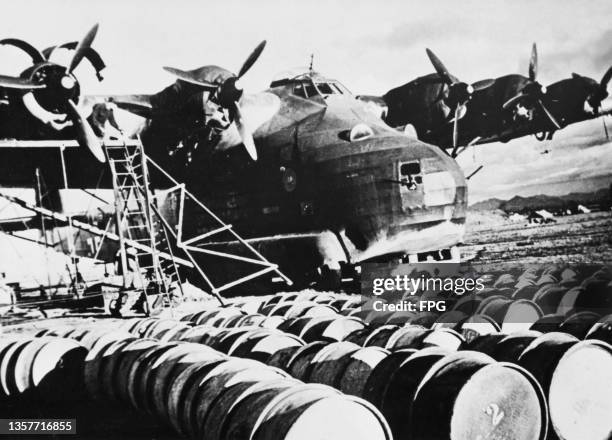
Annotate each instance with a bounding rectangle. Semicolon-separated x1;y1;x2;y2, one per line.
361;262;486;314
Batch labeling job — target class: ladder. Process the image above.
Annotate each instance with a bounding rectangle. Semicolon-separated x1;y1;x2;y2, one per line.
106;142;181;311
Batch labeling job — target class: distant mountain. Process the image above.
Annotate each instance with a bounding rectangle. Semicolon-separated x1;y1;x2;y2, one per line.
470;187;612;213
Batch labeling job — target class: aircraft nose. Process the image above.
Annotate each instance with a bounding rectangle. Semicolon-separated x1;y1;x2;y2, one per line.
333;139;467;262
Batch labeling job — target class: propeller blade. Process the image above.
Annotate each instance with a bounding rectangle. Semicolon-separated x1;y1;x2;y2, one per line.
0;38;45;63
67;24;99;74
537;99;561;129
0;74;45;89
237;40;267;79
425;48;453;84
603;117;609;141
452;104;461;149
162;67;218;89
472;79;495;91
233;101;257;160
502;93;527;109
66;99;106;162
600;66;612;95
529;42;538;81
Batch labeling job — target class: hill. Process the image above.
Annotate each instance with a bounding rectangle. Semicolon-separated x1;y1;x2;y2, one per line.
470;187;611;213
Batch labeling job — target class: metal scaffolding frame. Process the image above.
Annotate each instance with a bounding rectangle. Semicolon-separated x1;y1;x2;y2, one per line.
0;138;293;307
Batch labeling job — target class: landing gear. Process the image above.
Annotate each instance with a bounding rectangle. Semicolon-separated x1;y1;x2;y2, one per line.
316;264;342;291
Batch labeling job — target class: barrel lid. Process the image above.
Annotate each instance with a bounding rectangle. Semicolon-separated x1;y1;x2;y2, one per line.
549;340;612;440
501;299;543;333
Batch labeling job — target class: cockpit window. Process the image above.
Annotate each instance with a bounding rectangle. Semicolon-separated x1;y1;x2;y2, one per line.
292;80;351;98
316;83;334;95
331;83;345;94
293;84;307;98
305;84;317;97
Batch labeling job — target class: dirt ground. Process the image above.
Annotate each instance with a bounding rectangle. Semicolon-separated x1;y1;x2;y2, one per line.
461;211;612;265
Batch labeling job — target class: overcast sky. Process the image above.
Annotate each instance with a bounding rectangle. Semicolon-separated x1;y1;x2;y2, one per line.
1;0;611;201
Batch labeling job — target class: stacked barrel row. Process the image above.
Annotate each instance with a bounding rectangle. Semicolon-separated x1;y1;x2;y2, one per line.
19;324;392;440
0;334;87;403
351;264;612;338
134;285;611;440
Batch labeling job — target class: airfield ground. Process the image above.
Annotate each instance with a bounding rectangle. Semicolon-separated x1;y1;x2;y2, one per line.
461;210;612;264
0;210;610;439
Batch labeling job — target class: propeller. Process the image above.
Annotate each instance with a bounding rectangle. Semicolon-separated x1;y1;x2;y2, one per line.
586;66;612;114
502;43;561;129
66;99;104;162
163;40;267;160
67;24;98;74
426;48;493;148
2;24;106;161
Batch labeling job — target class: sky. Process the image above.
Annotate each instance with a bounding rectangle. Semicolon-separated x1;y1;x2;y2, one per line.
1;0;611;203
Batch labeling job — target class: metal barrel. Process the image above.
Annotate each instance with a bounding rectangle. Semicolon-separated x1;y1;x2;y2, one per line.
489;330;542;363
307;341;361;386
266;344;303;371
204;378;300;440
385;311;418;326
379;347;450;440
456;314;500;343
364;325;401;347
338;346;390;397
126;342;181;411
286;341;330;381
226;328;278;356
549;340;612;440
260;315;286;329
150;346;226;422
530;313;565;333
191;364;288;438
211;327;264;353
178;325;223;345
251;383;392;440
112;338;160;403
165;358;227;435
299;316;341;342
0;338;30;398
410;351;548;440
343;327;376;346
179;358;264;438
585;314;612;344
222;379;311;440
234;313;267;327
557;311;601;339
83;335;136;400
517;332;579;393
159;323;192;342
141;318;181;338
138;342;215;415
2;337;87;403
532;286;569;315
362;349;417;409
233;333;304;364
500;299;543;333
383;326;428;350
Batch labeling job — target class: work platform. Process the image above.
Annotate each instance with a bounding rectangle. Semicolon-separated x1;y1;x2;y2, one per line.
0;138;292;315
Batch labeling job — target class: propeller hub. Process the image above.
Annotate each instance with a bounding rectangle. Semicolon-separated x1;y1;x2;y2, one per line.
216;76;243;109
25;63;80;113
448;82;473;107
61;75;76;90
